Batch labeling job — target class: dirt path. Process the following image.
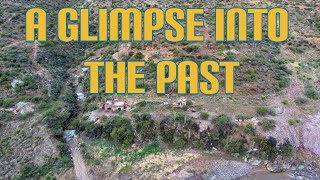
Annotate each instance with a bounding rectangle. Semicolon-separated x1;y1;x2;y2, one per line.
69;138;92;180
29;41;52;80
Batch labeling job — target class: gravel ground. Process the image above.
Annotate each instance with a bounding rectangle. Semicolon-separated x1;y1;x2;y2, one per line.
205;159;252;180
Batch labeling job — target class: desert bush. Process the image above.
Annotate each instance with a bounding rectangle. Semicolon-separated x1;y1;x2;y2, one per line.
186;99;193;106
73;120;102;138
183;44;200;53
0;112;13;121
304;86;320;100
20;163;37;179
134;52;144;59
174;112;186;122
135;113;155;141
236;114;253;121
137;101;147;107
145;61;157;80
200;112;209;120
243;123;256;135
226;52;235;59
224;138;245;154
278;140;295;158
103;116;135;146
192;139;207;150
151;53;160;59
160;116;175;143
0;98;14;108
256;106;275;116
131;113;140;120
111;127;135;147
43;110;70;135
294;97;308;106
254;136;278;160
288;46;304;53
288;118;301;126
244;68;258;81
258;119;276;131
173;137;187;149
281;99;289;105
212;114;233;137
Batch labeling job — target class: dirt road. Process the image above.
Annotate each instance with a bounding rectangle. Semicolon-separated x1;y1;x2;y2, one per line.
69;138;92;180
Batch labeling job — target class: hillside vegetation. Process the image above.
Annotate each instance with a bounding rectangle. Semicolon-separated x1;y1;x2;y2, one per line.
0;0;319;179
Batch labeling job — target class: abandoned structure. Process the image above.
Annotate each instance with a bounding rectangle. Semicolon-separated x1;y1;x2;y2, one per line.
97;98;127;111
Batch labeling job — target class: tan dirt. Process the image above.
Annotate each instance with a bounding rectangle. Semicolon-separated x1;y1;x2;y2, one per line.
69;138;93;180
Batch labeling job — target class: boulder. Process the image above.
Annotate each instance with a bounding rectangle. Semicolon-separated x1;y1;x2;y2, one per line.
11;79;23;88
14;102;35;115
251;160;262;166
76;93;85;100
266;163;284;173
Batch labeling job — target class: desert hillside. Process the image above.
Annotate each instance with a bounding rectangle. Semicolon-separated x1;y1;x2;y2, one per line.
0;0;319;179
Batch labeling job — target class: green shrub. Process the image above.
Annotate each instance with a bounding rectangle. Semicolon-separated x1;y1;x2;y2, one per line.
70;120;81;130
278;140;295;158
137;101;147;107
173;137;187;149
186;100;193;106
226;52;235;59
256;106;268;115
43;109;71;135
174;112;186;122
243;123;256;135
274;75;290;90
87;103;98;112
236;114;253;121
294;97;308;106
304;86;320;100
135;113;155;141
160;116;175;143
200;112;209;120
104;116;135;146
254;136;278;160
20;163;37;178
224;138;245;154
288;46;304;53
160;128;175;143
0;112;13;121
281;99;289;105
288;118;301;126
79;121;102;138
212;114;233;137
192;139;207;150
256;106;275;116
244;68;258;81
258;119;276;131
134;52;144;59
111;127;135;147
151;53;160;59
0;98;14;108
183;44;200;53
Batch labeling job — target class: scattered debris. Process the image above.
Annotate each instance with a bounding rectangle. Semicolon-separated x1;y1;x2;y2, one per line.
63;130;76;142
